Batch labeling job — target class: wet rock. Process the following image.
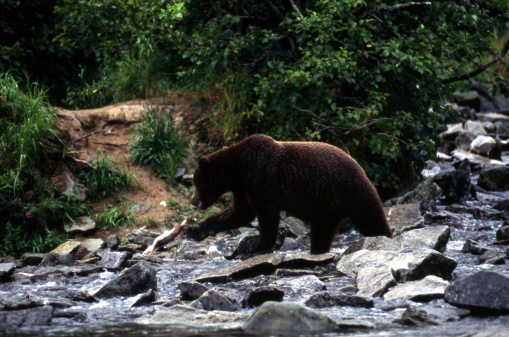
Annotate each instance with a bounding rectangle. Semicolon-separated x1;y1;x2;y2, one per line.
451;149;505;166
74;247;90;260
476;250;506;265
58;254;74;265
393;308;439;326
0;262;16;282
445;270;509;314
195;252;334;283
227;228;286;260
460;330;509;337
418;303;470;322
385;203;424;235
272;275;326;298
280;216;309;237
464;120;487;136
51;240;82;255
20;253;46;266
179;281;210;300
434;159;471;203
101;250;132;270
384;179;442;207
245;286;284;307
136;304;247;328
356;267;396;297
496;225;509;241
384;275;450;302
305;291;373;308
93;260;157;298
455;131;476;151
345;225;451;254
40;253;59;266
274;268;318;277
64;216;96;234
0;305;54;329
336;318;375;329
243;301;337;332
190;289;240;311
479;166;509;191
128;289;156;307
107;234;121;250
338;250;398;277
440;123;464;139
389;249;457;282
80;238;105;253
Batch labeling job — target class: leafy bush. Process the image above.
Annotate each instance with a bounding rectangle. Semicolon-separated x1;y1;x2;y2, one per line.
170;0;509;193
80;150;138;199
130;106;188;183
94;203;136;230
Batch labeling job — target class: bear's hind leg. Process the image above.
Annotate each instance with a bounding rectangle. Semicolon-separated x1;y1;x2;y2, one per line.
310;221;338;254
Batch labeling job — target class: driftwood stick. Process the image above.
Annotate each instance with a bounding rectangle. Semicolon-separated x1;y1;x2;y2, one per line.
143;216;194;256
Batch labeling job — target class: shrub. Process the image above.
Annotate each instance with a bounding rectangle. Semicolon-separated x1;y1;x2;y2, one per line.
80;150;138;198
94;203;136;230
130;106;188;183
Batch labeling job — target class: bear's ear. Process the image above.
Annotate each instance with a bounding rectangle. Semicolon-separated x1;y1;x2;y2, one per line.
199;156;210;168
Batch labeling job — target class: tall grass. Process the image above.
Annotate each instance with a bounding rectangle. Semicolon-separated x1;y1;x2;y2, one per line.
80;150;138;199
130;106;188;183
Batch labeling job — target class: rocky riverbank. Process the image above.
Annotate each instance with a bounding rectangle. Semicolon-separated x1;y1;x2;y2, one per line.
1;91;509;336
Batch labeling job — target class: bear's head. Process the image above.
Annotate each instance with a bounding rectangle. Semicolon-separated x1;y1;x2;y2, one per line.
190;156;228;210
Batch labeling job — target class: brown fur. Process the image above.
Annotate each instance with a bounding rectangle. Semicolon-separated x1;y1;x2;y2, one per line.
190;134;393;255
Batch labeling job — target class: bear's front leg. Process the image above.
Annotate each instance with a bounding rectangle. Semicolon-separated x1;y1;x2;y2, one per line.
187;195;256;241
252;204;281;255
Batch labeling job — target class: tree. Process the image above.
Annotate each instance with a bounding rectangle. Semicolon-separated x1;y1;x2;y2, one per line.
170;0;509;193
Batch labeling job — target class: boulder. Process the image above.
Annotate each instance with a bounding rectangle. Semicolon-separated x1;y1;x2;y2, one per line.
64;216;96;234
0;306;54;329
93;260;157;298
243;301;337;332
128;289;156;307
434;160;471;203
80;238;105;253
107;234;121;250
385;203;424;235
356;267;396;297
227;228;286;260
190;289;240;311
384;179;442;207
496;225;509;241
101;251;132;270
0;262;16;282
179;281;210;300
478;166;509;191
305;291;373;308
464;120;487;136
20;253;46;266
195;252;334;283
51;240;81;255
445;270;509;314
455;131;476;151
417;303;470;322
383;275;450;301
389;249;457;282
245;286;284;307
280;216;309;237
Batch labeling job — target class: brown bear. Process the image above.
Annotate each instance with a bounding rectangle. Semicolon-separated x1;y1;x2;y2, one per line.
189;134;393;256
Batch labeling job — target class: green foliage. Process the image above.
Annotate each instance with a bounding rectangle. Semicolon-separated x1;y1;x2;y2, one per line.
94;203;136;230
168;0;509;192
130;106;188;183
80;150;138;199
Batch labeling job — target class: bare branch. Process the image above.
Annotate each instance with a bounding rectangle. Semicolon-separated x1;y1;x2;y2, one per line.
384;2;432;11
287;0;304;20
443;38;509;84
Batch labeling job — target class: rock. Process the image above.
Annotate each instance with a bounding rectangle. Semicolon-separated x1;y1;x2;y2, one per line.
40;253;59;266
51;240;82;255
57;254;74;265
451;149;506;166
383;275;450;301
459;330;509;337
385;203;424;235
226;228;286;260
93;260;157;298
243;301;337;332
455;131;476;151
440;123;464;139
136;304;247;328
245;286;284;307
179;281;210;300
384;179;442;207
80;238;105;253
0;263;16;282
195;252;334;283
190;289;240;311
338;250;398;277
465;120;487;136
478;166;509;191
434;160;471;203
62;169;87;200
356;267;396;297
389;249;457;282
181;174;194;187
454;91;481;111
0;306;54;329
280;216;309;237
496;225;509;241
393;308;439;326
345;225;451;255
64;216;96;234
20;253;46;266
101;251;132;269
272;275;326;298
305;291;373;308
444;270;509;313
107;234;121;250
418;303;470;322
174;167;186;182
128;289;156;307
476;250;506;265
